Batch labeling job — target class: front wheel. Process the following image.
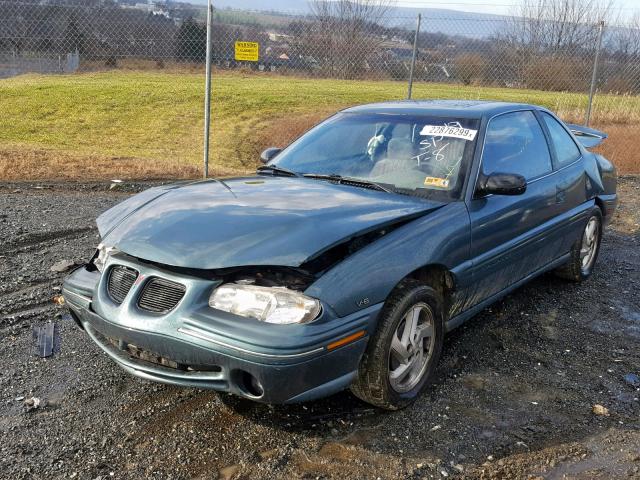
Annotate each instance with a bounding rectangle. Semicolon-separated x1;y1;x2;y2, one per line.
350;280;444;410
555;207;603;282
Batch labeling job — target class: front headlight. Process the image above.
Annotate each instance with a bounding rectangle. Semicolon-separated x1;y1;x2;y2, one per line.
93;243;119;272
209;284;321;325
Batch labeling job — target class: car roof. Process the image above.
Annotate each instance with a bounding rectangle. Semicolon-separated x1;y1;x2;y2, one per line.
342;100;544;119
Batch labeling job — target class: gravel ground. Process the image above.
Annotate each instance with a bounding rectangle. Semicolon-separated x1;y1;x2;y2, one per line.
1;178;639;480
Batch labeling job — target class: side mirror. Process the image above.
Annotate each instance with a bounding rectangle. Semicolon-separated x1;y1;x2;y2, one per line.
260;147;282;164
476;172;527;196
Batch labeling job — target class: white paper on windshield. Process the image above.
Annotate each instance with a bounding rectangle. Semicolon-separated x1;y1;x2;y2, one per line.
419;125;478;141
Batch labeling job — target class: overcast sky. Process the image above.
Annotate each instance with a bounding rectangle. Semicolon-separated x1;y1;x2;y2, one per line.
394;0;640;16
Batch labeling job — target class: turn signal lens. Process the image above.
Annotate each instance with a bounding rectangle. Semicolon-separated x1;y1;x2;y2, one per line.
327;331;366;351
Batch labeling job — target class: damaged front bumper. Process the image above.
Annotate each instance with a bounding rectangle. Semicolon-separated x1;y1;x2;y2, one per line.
62;255;381;404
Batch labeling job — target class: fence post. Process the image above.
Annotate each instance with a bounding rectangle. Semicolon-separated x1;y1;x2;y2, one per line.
203;0;214;178
407;13;422;100
585;20;605;127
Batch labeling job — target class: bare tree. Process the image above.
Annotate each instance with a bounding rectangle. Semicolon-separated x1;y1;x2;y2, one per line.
303;0;396;79
612;13;640;57
605;13;640;94
497;0;614;89
310;0;393;26
504;0;614;53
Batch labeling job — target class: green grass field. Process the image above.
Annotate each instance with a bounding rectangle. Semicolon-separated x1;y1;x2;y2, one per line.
0;70;638;180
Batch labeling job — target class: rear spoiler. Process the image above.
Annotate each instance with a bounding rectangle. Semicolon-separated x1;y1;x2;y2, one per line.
566;124;608;148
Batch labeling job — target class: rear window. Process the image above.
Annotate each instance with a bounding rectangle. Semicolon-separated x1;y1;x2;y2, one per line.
541;113;582;167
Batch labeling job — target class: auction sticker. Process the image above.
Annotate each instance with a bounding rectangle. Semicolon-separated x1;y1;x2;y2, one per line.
420;125;477;141
424;176;450;188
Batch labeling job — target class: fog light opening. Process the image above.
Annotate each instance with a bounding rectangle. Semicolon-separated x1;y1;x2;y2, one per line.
237;370;264;398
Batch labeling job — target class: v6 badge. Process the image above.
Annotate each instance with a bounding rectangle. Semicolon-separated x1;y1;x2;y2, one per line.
357;297;370;308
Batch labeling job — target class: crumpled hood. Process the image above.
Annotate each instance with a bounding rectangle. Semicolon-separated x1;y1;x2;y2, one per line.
98;176;443;269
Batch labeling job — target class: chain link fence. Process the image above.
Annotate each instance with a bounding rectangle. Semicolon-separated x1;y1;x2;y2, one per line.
0;0;639;178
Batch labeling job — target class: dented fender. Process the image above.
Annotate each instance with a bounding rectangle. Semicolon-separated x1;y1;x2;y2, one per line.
306;202;471;318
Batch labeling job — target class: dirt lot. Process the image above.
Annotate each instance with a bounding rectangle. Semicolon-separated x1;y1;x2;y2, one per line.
1;177;639;480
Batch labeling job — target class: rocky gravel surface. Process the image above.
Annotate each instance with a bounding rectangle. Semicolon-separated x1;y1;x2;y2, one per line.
1;177;639;479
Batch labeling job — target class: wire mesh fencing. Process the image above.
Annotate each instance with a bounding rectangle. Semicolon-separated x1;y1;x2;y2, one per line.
0;0;639;177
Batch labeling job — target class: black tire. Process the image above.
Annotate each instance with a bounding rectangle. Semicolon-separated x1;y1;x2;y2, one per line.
555;207;603;282
350;279;445;410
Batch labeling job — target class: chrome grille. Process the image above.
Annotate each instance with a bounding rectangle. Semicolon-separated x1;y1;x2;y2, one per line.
106;266;138;304
138;277;186;314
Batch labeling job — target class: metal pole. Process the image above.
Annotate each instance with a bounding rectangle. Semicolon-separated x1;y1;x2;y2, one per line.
407;13;422;100
585;20;604;127
203;0;214;178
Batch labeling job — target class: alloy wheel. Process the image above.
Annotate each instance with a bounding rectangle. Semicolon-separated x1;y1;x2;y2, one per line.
388;302;435;393
580;216;600;273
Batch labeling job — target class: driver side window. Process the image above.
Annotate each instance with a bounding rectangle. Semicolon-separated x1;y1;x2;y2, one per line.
482;111;552;180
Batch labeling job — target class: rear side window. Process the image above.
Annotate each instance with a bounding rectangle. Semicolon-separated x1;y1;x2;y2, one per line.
541;113;581;167
482;111;552;180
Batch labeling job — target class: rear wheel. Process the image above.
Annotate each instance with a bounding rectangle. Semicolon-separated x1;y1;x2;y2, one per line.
555;207;603;282
350;280;444;410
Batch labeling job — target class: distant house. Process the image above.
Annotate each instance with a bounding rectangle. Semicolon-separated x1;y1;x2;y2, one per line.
423;62;452;82
390;35;410;45
267;32;293;43
132;3;154;12
387;47;414;60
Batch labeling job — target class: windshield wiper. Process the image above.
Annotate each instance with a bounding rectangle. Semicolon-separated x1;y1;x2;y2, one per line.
303;173;394;193
257;165;300;177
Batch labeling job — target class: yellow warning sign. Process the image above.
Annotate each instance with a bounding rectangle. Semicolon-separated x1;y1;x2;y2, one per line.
235;41;259;62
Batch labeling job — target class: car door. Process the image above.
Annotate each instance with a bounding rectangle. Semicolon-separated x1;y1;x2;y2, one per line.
538;111;588;253
466;110;559;303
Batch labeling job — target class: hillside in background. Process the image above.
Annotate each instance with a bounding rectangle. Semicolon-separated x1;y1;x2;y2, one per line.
208;0;309;13
203;0;510;38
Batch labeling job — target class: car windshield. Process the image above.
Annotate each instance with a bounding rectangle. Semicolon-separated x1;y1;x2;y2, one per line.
271;112;480;201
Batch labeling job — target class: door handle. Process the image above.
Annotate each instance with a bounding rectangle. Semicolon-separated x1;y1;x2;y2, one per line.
555;188;566;204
